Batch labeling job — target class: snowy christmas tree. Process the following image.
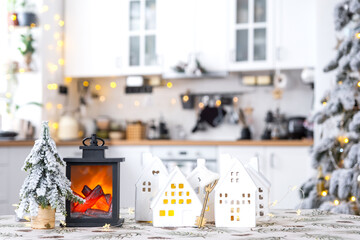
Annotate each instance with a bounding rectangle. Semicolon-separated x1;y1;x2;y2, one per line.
301;0;360;214
16;121;82;217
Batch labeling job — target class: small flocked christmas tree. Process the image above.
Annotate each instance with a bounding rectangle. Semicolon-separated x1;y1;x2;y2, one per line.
16;121;82;218
301;0;360;214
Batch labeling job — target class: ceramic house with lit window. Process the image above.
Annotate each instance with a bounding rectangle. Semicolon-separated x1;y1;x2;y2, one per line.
187;159;219;222
215;159;257;228
245;160;271;218
150;167;202;227
135;156;169;222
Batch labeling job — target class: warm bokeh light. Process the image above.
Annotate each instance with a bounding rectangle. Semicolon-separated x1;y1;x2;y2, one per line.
52;122;59;129
199;102;205;109
54;14;60;21
57;104;63;110
351;196;356;202
47;83;58;90
134;100;140;106
233;97;238;103
171;98;177;105
110;82;117;88
182;95;189;102
58;58;65;65
99;96;106;102
95;84;102;91
216;100;222;107
83;81;89;87
46;102;53;110
356;32;360;39
57;40;64;47
11;14;16;21
334;199;340;205
167;82;173;88
65;77;72;84
321;191;327;197
58;20;65;27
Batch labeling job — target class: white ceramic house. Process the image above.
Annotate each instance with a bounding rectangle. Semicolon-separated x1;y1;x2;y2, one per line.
150;166;202;227
246;165;271;218
187;159;219;222
135;156;169;222
215;159;257;228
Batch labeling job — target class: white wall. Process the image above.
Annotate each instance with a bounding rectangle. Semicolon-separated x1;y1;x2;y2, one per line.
314;0;338;109
65;70;313;140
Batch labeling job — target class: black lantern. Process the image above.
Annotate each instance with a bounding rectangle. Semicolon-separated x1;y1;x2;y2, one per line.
64;135;125;227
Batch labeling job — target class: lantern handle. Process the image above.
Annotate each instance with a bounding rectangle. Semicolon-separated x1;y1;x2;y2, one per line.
82;134;105;147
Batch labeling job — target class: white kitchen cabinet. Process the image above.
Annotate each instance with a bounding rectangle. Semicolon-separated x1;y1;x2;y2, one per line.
0;147;30;215
228;0;275;71
121;0;163;75
159;0;229;74
266;147;314;209
274;0;316;69
64;0;126;77
107;146;151;208
228;0;316;71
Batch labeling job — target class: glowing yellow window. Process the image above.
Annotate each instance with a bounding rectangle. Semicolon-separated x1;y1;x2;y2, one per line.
168;210;174;216
179;192;183;196
160;210;165;216
179;183;184;189
171;184;176;189
171;192;175;196
171;199;176;204
165;192;168;196
163;199;168;204
186;191;190;196
186;199;192;204
179;199;184;204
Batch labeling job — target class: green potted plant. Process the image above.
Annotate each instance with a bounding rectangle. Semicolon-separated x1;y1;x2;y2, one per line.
7;0;19;26
18;31;35;71
17;0;37;27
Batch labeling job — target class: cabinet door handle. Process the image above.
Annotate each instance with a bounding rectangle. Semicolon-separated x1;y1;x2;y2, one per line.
270;153;275;168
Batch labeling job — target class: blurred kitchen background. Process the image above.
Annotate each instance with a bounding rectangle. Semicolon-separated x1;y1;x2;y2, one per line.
0;0;339;214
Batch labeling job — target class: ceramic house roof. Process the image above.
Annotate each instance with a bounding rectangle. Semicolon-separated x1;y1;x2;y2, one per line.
216;158;257;192
187;159;220;188
136;156;168;186
246;165;271;189
150;166;201;209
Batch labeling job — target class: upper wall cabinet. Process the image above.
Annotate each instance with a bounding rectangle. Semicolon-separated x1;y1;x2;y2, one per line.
228;0;316;71
121;0;162;75
158;0;228;74
274;0;316;69
64;0;125;78
228;0;274;71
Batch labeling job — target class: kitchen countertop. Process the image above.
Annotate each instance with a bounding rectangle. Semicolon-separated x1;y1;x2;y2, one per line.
0;139;313;147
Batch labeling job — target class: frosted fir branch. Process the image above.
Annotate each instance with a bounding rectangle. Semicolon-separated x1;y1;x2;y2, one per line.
320;201;358;214
349;111;360;132
329;168;359;199
334;1;351;31
349;0;360;14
